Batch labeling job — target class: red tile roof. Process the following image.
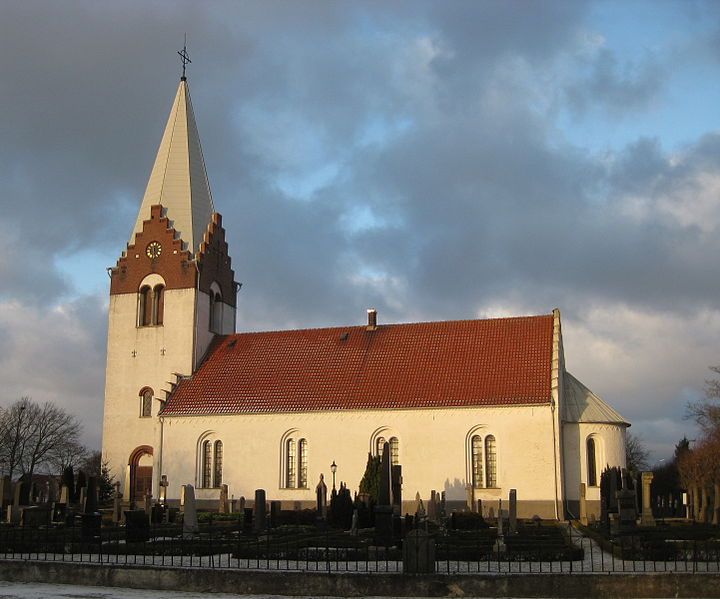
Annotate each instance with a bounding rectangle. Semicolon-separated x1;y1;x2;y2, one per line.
161;314;554;415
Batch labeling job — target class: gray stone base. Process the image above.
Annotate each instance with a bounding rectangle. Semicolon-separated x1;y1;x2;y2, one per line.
1;560;719;598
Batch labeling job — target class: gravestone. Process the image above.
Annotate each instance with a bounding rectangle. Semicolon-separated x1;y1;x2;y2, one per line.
350;509;359;536
219;484;229;514
403;529;436;573
85;477;99;513
21;506;50;527
243;508;253;533
476;498;483;517
374;442;394;545
579;483;588;525
427;490;437;522
640;472;656;527
315;475;327;520
497;499;504;536
59;485;70;506
182;484;199;536
79;487;87;511
112;482;122;523
616;489;637;532
125;510;150;542
508;489;517;534
51;502;66;523
13;482;22;508
143;492;152;514
270;500;281;528
81;512;101;541
466;485;474;511
6;505;21;525
48;478;59;503
0;476;10;509
179;484;186;511
158;475;169;505
253;489;266;533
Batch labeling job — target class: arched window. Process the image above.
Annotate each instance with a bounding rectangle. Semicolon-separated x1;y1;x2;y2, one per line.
213;440;223;487
152;284;164;325
485;435;497;487
298;439;308;488
587;437;597;487
471;435;484;488
138;286;152;326
389;436;399;465
140;388;153;418
376;436;386;458
202;440;212;488
209;288;223;333
286;438;296;488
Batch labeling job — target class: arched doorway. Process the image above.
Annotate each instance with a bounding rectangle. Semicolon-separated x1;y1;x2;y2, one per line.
129;445;153;504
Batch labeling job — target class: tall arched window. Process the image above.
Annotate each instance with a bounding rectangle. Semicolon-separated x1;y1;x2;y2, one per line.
389;437;399;465
286;438;296;488
471;435;484;488
213;440;223;487
376;436;386;458
485;435;497;487
152;284;165;325
138;286;152;326
140;388;153;418
298;439;308;488
202;440;212;488
209;289;223;333
587;437;597;487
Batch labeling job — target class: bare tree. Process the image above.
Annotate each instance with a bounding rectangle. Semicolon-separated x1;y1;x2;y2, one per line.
0;397;83;481
625;431;650;473
687;365;720;435
0;397;35;479
48;439;89;474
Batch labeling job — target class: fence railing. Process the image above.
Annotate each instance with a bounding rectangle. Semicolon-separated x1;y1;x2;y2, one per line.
0;521;718;574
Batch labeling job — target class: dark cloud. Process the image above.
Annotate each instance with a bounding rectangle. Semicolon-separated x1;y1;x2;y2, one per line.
0;1;718;457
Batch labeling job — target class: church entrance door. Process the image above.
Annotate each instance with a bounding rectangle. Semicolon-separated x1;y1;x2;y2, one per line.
128;445;154;504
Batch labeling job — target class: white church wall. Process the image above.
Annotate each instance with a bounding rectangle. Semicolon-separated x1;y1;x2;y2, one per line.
562;421;627;519
159;403;561;517
102;287;198;495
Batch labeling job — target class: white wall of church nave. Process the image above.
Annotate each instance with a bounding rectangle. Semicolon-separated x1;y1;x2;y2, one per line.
102;288;197;485
561;421;627;504
159;405;559;506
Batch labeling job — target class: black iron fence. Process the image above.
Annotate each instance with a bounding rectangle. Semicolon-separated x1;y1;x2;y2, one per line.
0;521;718;574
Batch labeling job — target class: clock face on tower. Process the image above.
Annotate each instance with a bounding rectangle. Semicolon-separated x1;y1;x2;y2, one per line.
146;241;162;260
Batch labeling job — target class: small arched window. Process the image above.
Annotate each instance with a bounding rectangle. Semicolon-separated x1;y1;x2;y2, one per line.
209;289;223;333
298;439;308;488
140;388;153;418
587;437;597;487
485;435;497;487
471;435;484;488
138;286;152;326
213;440;223;487
286;438;296;488
389;437;399;465
376;436;386;458
152;284;165;325
202;440;212;488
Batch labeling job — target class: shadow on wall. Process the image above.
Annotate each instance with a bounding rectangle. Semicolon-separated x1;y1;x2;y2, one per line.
443;477;468;501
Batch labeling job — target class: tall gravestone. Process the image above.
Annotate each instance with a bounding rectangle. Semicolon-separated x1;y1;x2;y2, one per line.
579;483;588;525
640;472;655;526
508;489;517;534
219;484;229;514
254;489;266;533
158;475;169;505
0;476;10;508
391;465;402;515
112;481;122;523
182;484;199;536
315;475;327;520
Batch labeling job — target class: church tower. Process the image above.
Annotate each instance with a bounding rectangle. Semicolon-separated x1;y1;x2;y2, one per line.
102;72;237;503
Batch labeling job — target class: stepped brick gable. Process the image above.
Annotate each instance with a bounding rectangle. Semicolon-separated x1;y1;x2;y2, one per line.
109;204;196;294
197;213;237;307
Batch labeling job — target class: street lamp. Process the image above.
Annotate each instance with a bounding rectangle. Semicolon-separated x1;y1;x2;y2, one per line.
330;461;337;490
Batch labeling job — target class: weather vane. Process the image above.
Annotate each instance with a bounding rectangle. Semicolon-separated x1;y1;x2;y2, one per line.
178;34;191;81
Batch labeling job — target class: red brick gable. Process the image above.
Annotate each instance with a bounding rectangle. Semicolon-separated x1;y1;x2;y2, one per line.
160;314;554;415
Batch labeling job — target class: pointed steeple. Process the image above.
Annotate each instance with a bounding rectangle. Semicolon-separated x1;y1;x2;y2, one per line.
130;78;214;254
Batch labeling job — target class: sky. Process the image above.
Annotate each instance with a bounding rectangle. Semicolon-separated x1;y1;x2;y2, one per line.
1;0;719;464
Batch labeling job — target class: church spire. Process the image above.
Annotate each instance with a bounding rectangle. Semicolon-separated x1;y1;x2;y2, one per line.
129;73;214;255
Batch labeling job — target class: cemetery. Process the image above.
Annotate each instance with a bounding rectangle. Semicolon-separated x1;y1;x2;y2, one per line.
0;446;718;579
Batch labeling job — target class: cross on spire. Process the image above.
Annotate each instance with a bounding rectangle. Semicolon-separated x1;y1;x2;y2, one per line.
178;35;191;81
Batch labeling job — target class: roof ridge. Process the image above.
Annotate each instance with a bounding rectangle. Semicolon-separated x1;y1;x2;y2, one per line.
220;313;554;337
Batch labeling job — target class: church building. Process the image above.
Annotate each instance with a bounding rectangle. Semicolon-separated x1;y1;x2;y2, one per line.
102;72;629;520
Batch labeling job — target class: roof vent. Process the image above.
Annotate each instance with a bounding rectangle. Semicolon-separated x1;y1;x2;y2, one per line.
339;332;349;341
227;339;237;349
367;308;378;331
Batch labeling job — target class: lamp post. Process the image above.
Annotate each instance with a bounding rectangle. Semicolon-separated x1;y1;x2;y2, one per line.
330;461;337;491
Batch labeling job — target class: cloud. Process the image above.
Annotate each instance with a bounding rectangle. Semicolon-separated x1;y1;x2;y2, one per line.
0;1;718;461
